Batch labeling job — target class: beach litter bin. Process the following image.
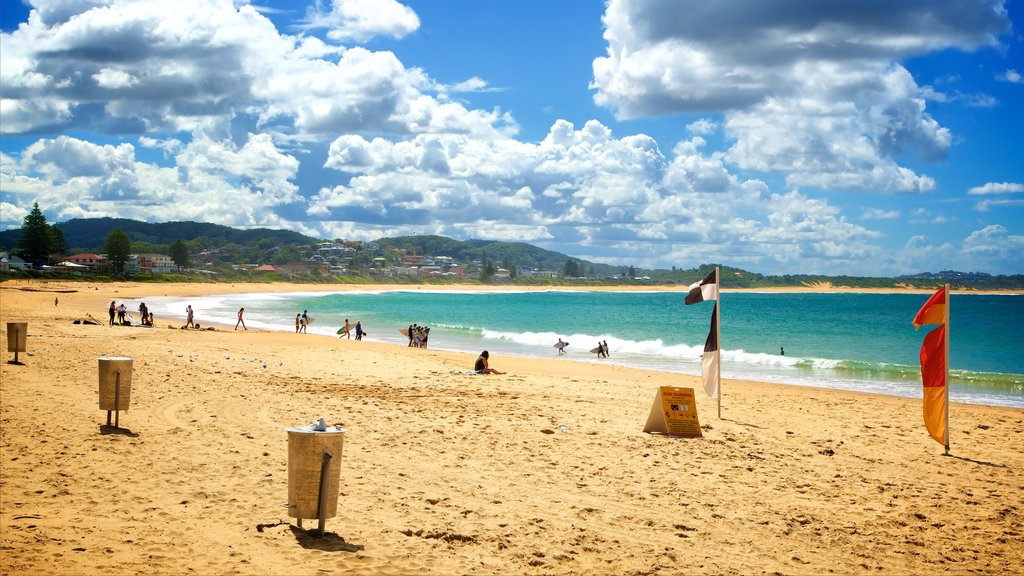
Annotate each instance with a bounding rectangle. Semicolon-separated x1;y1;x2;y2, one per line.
98;357;133;428
7;322;27;364
286;419;346;536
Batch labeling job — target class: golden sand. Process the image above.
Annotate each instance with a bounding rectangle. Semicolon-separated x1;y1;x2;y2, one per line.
1;280;1022;575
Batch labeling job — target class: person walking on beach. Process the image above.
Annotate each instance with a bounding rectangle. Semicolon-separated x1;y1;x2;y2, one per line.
235;307;247;331
597;341;606;358
408;324;415;347
602;340;610;357
108;301;116;326
341;319;352;339
556;338;568;355
354;321;363;340
185;305;195;328
474;350;504;374
300;310;309;334
295;314;301;333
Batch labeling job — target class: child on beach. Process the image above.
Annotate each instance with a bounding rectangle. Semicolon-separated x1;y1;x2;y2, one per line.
295;314;301;333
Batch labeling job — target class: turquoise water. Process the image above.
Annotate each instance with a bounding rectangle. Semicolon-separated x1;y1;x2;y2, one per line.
146;290;1024;408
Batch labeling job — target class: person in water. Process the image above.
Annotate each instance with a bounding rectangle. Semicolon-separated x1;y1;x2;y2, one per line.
474;350;504;374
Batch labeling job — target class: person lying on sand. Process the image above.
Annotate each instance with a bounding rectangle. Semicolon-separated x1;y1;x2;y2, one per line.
474;350;504;374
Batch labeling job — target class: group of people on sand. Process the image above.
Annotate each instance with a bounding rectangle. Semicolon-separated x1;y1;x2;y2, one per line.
406;324;430;348
108;300;153;327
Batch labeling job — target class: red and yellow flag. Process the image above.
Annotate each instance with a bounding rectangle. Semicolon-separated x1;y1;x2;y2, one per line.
913;285;946;329
920;325;947;445
913;286;948;447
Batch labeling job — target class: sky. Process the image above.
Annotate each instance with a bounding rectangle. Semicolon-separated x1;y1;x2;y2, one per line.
0;0;1021;276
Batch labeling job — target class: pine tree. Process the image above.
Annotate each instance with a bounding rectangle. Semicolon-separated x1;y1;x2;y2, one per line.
104;228;132;276
169;239;190;271
15;202;54;268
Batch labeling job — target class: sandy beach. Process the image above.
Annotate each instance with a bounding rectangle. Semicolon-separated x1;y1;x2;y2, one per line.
1;280;1022;575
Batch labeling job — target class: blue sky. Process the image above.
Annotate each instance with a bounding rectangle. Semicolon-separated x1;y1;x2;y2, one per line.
1;0;1021;275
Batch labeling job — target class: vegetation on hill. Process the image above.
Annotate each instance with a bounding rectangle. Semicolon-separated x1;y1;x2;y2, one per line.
2;217;1022;289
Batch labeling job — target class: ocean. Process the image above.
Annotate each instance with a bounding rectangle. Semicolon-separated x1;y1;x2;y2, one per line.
145;290;1024;408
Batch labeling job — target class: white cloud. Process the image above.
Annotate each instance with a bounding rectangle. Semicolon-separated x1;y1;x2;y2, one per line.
1001;69;1022;83
302;0;420;43
93;68;138;89
686;118;718;136
4;134;304;229
862;208;900;220
591;0;1008;194
968;182;1024;195
1;0;492;139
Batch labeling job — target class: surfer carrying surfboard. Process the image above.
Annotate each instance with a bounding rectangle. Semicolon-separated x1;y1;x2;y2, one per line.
556;338;568;355
337;319;352;338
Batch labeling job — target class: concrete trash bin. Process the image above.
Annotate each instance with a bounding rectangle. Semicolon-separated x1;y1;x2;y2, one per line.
286;426;346;520
7;322;27;353
98;357;133;412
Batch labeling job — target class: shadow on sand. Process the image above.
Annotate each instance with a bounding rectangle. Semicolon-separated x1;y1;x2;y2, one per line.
99;425;139;437
289;525;365;552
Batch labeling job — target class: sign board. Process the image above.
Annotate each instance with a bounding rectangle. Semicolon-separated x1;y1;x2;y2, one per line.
643;386;702;438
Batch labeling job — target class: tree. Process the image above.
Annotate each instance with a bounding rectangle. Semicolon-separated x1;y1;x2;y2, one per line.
480;255;497;282
501;255;517;279
15;202;54;268
629;265;636;279
49;226;68;258
104;228;132;276
169;239;190;271
563;259;580;278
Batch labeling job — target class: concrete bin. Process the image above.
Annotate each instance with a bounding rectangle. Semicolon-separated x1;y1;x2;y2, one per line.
98;357;133;412
7;322;27;355
286;426;346;521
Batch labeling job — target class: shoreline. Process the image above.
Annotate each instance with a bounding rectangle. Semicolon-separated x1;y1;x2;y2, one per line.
2;279;1022;574
5;279;1022;407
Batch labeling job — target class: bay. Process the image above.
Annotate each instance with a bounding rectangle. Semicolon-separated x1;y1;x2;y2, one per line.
146;290;1024;408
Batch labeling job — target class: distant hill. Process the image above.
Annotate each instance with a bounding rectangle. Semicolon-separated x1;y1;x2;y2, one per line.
373;235;624;276
2;218;1021;288
1;217;317;253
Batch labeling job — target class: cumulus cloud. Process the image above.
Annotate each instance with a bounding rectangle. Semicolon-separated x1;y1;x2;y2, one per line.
310;118;898;273
2;134;305;230
968;181;1024;195
591;0;1009;193
862;208;900;220
302;0;419;43
1;0;502;139
1001;69;1022;83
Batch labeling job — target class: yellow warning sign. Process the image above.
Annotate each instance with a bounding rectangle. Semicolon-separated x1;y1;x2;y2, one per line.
643;386;702;438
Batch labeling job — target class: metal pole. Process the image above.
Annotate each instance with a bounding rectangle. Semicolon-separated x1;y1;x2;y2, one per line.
315;449;333;537
114;371;121;429
716;266;722;419
943;284;950;455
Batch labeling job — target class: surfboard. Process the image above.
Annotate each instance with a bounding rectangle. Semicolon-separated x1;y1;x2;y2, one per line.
554;341;569;349
306;317;315;325
589;346;601;353
400;328;409;336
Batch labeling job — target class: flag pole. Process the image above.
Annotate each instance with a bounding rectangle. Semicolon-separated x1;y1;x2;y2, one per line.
716;266;722;419
943;283;950;455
